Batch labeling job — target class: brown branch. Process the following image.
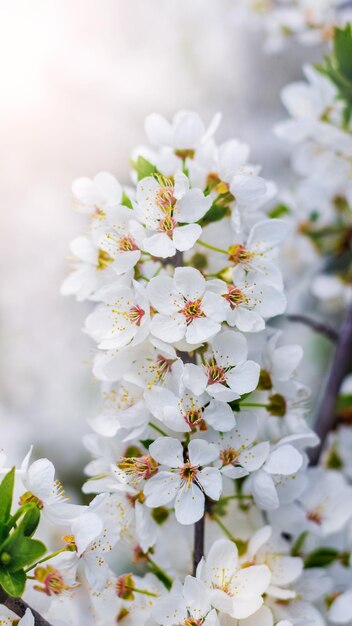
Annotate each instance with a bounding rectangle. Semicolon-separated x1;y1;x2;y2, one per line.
287;314;338;343
193;514;205;575
309;303;352;465
0;588;53;626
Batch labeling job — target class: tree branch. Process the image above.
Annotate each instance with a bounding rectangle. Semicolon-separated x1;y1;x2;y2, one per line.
286;313;338;343
0;588;53;626
309;303;352;465
193;514;205;575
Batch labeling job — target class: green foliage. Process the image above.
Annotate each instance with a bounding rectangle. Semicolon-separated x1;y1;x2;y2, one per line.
318;24;352;127
133;156;158;181
291;531;308;557
267;203;291;219
121;192;133;209
304;547;340;568
140;439;155;450
0;468;47;597
199;202;229;227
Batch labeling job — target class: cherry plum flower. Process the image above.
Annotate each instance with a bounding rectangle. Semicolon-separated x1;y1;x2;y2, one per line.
144;437;222;525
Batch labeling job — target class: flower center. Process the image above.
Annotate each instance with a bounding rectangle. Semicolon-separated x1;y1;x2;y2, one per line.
34;566;68;596
207;359;227;385
97;248;114;271
128;305;145;326
258;369;273;390
307;510;323;525
174;148;195;160
159;215;177;237
267;393;286;417
225;285;244;308
19;491;44;509
184;407;206;431
118;454;159;480
118;235;138;252
228;244;253;265
180;298;205;324
116;574;136;600
179;462;199;487
220;447;240;466
184;619;204;626
155;183;176;211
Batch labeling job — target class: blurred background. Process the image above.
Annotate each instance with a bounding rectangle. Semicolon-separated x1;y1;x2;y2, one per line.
0;0;325;485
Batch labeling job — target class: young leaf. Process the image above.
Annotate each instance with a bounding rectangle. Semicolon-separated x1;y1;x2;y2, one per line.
134;156;157;181
199;203;229;226
6;537;46;573
0;567;26;597
304;547;339;568
0;468;15;525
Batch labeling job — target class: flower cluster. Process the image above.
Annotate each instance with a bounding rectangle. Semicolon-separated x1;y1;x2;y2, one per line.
48;108;352;626
235;0;352;52
273;24;352;312
2;22;352;626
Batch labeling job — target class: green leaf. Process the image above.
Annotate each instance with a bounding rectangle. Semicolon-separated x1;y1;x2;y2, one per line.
0;530;46;573
0;567;26;597
0;508;46;571
334;23;352;81
121;192;133;209
199;203;229;226
19;505;41;537
304;547;339;568
134;156;157;181
267;203;291;219
0;468;15;526
291;531;308;557
140;439;155;450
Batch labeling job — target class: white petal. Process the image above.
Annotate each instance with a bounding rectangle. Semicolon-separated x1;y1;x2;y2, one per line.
264;445;303;475
204;400;236;431
149;437;184;467
150;314;186;343
247;219;291;251
183;363;208;395
143;232;176;258
227;361;260;395
186;318;221;344
188;439;219;466
144;471;180;507
173;224;202;251
147;275;178;313
239;442;270;472
175;483;205;524
26;459;55;499
174;267;205;299
197;467;222;500
251;471;279;510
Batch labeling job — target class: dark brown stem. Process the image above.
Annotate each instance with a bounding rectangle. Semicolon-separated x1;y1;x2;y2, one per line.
287;314;338;343
0;588;53;626
193;514;205;575
309;303;352;465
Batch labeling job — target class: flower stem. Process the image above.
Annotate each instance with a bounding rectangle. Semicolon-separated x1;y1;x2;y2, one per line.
239;402;268;408
212;514;237;542
198;240;228;255
147;556;173;589
149;422;168;437
24;548;67;573
132;587;159;598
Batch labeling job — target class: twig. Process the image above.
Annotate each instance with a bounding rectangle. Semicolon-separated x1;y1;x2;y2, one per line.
287;314;338;343
309;303;352;465
193;514;205;575
0;589;53;626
